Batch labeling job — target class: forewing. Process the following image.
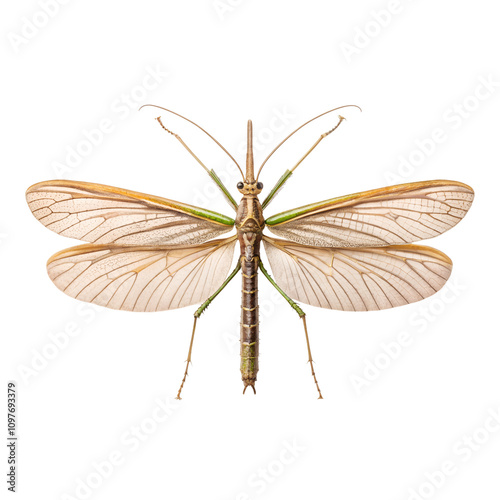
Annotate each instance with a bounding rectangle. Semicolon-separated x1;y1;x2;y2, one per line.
47;236;237;312
26;180;234;245
263;236;452;311
265;180;473;247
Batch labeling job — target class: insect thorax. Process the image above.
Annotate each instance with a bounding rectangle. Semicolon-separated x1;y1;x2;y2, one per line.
235;196;264;257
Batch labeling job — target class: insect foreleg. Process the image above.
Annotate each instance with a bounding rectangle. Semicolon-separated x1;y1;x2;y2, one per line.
262;115;346;210
155;116;238;210
176;260;241;399
261;170;293;210
258;261;323;399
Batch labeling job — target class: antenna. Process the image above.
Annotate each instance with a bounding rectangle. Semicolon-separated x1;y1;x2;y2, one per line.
255;105;361;180
140;104;245;180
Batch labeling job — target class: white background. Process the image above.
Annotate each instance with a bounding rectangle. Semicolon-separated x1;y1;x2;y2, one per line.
2;1;500;499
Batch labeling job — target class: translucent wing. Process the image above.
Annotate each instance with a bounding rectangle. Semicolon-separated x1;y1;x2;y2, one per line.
26;180;234;245
263;236;452;311
47;236;237;312
265;180;473;247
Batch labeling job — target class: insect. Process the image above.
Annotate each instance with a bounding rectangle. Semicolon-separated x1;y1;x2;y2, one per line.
26;105;474;399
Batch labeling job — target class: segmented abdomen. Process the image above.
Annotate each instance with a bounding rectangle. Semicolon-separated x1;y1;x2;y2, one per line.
240;255;259;392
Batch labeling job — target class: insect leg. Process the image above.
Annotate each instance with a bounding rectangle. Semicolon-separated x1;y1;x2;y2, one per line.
155;116;238;211
176;260;241;399
262;115;346;210
258;261;323;399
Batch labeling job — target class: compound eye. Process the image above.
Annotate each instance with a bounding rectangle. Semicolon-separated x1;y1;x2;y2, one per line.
237;182;244;189
256;182;263;190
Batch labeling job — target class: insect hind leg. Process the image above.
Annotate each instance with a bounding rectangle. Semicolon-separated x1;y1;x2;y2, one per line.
258;261;323;399
176;316;198;400
175;261;241;400
300;315;323;399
